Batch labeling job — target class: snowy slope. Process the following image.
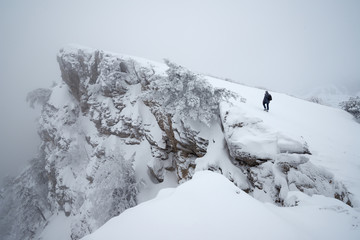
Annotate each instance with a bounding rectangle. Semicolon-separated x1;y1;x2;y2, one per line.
206;77;360;203
2;45;359;240
82;171;360;240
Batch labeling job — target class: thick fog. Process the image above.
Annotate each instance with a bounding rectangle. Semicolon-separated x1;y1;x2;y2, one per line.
0;0;359;183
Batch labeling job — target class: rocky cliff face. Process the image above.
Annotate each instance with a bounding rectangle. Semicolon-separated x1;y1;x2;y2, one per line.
38;46;225;239
0;46;353;240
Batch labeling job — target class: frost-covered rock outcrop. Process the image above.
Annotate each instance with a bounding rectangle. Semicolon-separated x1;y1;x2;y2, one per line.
41;46;232;239
0;45;355;240
220;102;352;206
1;46;234;240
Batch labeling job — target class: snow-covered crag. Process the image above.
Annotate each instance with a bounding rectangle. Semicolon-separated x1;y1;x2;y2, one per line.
0;46;356;240
220;102;350;205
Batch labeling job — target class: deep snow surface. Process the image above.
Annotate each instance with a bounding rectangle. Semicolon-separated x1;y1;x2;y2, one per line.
82;171;359;240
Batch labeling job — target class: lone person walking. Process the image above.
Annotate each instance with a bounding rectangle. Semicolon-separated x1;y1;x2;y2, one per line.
263;91;272;112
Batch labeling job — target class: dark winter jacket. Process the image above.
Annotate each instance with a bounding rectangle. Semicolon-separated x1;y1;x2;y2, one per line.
263;91;272;104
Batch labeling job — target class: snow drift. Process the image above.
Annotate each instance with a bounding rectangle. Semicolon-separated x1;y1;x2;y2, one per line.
82;171;359;240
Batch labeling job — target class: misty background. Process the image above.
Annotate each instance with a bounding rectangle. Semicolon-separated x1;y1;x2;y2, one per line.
0;0;359;184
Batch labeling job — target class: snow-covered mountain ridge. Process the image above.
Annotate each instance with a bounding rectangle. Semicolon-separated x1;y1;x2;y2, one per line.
1;45;359;240
298;84;359;108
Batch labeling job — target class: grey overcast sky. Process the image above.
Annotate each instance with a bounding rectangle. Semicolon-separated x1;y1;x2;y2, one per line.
0;0;359;181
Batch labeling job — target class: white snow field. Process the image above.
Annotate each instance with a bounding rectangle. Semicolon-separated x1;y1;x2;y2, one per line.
80;73;360;240
82;171;359;240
